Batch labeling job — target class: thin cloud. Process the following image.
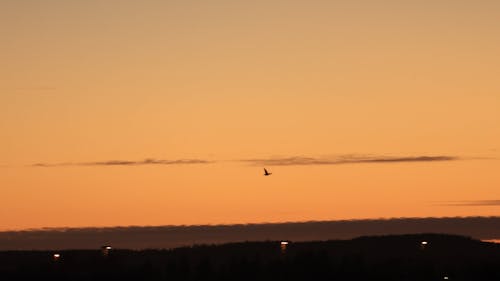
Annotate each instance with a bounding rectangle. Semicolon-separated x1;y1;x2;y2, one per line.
30;155;461;167
32;158;213;167
440;200;500;206
241;155;458;166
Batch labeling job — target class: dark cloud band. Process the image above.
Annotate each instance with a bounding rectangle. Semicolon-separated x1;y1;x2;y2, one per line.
1;216;499;250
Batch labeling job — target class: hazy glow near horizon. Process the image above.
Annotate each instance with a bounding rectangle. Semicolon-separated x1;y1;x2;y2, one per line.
1;0;499;230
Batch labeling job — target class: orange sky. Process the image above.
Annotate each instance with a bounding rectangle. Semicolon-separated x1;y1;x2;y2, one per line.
1;0;499;230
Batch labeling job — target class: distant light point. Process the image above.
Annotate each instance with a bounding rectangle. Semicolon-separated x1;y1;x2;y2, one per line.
280;241;289;254
102;245;112;256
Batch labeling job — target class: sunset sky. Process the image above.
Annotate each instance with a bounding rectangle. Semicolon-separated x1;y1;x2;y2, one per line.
1;0;499;230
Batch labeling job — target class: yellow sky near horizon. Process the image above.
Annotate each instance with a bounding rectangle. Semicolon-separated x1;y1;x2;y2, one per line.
1;0;499;230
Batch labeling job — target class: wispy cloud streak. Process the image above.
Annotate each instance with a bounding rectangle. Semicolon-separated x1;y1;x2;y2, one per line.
441;200;500;206
32;158;213;167
242;155;458;166
32;155;459;167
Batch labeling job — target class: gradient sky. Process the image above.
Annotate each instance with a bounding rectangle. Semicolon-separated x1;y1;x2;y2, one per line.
1;0;499;230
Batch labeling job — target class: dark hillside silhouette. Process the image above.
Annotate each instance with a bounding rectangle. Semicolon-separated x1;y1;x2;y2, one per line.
1;234;500;280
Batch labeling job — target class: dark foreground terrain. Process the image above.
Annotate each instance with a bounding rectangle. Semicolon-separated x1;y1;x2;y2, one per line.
1;234;499;281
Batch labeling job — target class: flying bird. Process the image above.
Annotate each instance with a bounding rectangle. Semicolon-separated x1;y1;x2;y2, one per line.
264;168;272;176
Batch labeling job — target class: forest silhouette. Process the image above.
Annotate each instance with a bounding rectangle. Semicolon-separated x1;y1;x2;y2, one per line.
1;234;500;280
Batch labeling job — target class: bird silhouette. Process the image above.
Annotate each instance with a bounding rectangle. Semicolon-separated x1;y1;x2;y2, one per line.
264;168;272;176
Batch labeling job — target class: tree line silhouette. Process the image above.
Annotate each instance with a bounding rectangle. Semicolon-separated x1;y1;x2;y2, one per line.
1;234;499;280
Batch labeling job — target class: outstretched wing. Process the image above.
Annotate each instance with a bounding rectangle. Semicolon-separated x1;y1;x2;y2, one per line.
264;168;269;175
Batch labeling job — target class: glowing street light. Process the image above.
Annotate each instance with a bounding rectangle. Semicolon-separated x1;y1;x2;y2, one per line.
280;241;289;253
101;245;112;257
53;253;61;261
420;241;428;250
